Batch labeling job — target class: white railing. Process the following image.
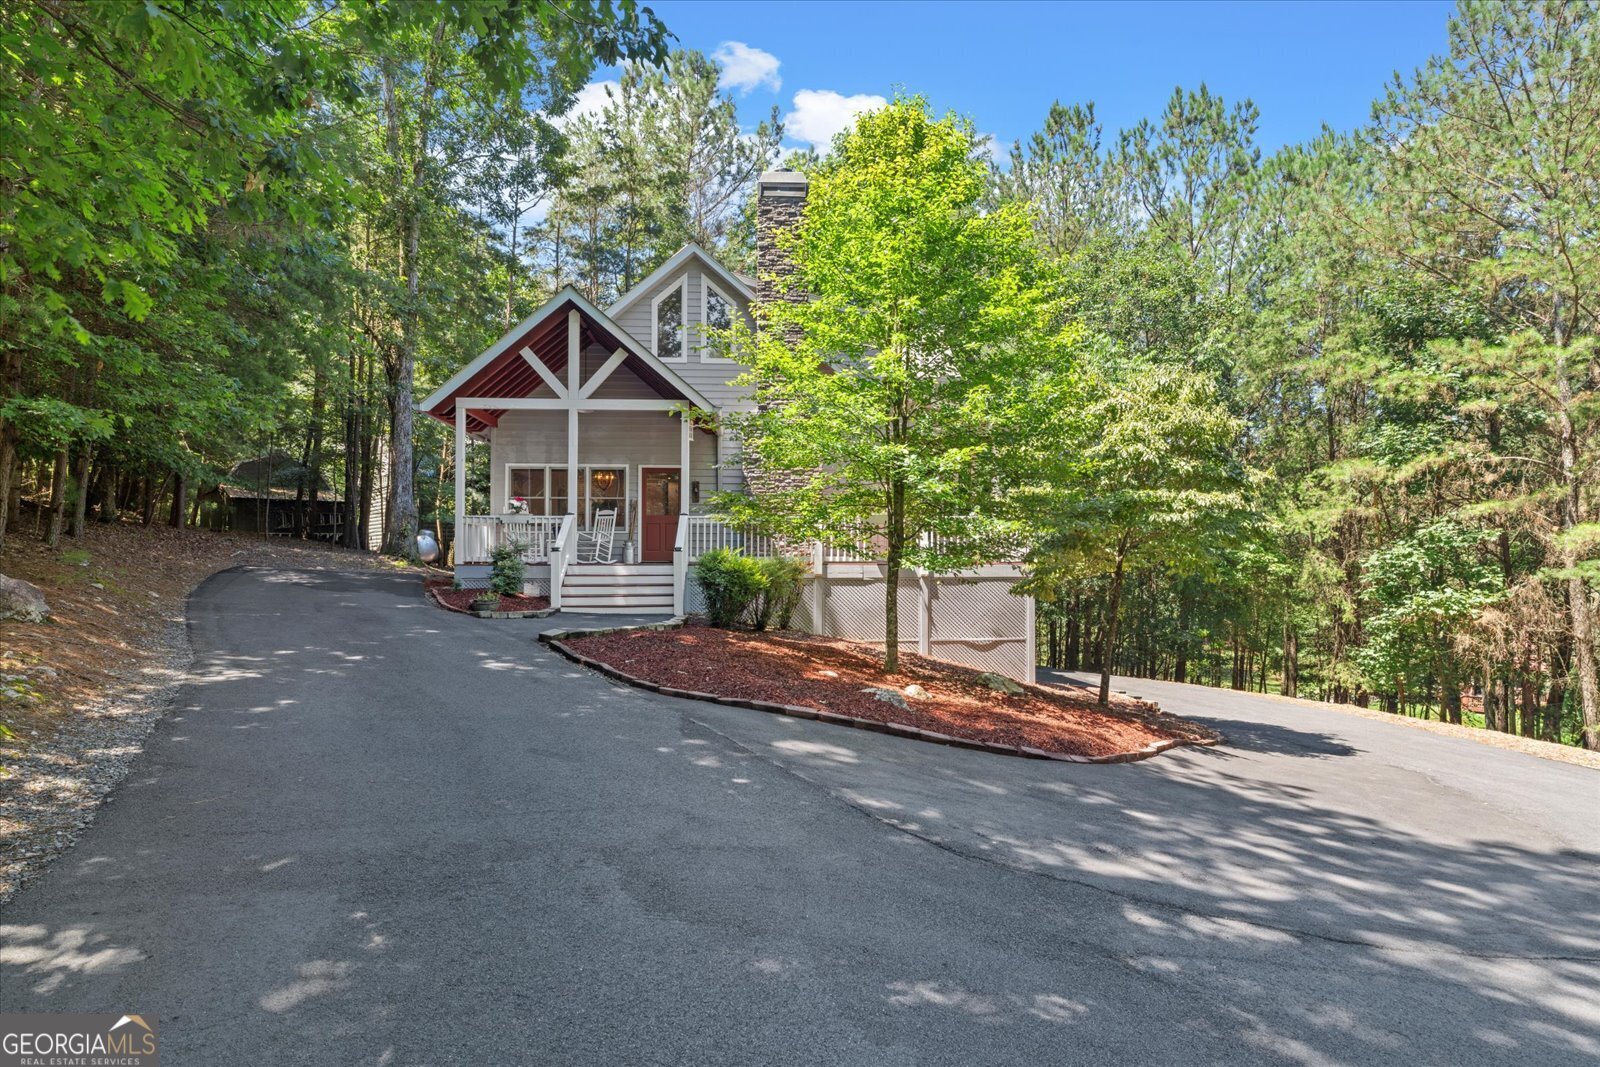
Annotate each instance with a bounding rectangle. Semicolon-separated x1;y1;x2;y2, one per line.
500;515;562;563
681;514;777;561
822;532;882;562
549;513;576;610
454;514;563;564
671;515;1020;571
672;516;689;616
456;515;498;564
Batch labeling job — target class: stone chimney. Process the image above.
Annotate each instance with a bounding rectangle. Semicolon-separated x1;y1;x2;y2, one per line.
755;169;808;308
744;169;811;500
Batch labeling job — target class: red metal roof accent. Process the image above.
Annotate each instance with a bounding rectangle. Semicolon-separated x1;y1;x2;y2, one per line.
424;297;692;434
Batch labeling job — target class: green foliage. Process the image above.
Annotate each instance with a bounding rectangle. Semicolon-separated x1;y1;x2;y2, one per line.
488;542;526;597
752;556;809;632
717;96;1076;669
1354;521;1502;690
696;548;768;629
535;48;782;299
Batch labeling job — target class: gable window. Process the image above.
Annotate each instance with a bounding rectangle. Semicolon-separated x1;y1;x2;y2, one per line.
700;279;740;363
653;282;685;362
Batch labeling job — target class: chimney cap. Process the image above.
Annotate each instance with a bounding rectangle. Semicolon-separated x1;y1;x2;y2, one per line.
758;168;809;188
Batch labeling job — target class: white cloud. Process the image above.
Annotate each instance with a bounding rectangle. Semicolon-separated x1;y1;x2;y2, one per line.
713;41;781;95
564;80;618;125
784;89;888;152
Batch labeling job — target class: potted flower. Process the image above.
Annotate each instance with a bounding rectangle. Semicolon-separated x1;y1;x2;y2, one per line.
506;496;529;515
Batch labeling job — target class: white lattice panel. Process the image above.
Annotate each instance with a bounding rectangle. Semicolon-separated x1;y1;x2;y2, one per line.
929;578;1027;642
787;570;1033;682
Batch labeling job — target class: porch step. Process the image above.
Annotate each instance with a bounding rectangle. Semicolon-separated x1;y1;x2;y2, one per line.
558;558;677;615
565;563;673;576
562;574;674;589
559;605;675;616
560;590;675;607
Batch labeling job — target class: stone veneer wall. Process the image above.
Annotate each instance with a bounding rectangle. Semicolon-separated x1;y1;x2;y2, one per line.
755;170;809;311
747;170;812;498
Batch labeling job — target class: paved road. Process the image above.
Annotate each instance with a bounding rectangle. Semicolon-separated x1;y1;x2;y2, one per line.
3;567;1596;1065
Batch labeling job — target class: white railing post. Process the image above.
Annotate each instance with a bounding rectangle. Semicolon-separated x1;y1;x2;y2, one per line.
918;571;932;656
673;518;688;616
550;513;575;610
810;540;826;634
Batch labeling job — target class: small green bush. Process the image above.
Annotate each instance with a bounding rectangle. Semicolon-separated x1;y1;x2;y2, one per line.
752;555;808;631
697;548;767;628
488;540;526;597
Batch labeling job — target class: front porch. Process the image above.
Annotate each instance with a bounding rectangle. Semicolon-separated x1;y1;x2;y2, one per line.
424;287;722;613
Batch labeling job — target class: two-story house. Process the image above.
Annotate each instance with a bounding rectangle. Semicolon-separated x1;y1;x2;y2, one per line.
422;170;1036;680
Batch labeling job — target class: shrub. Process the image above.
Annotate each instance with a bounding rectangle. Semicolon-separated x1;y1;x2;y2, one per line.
752;555;809;631
696;548;767;628
488;540;526;597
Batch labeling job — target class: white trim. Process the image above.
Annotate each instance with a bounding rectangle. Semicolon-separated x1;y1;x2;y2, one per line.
419;285;717;414
579;347;630;400
459;397;692;413
651;278;688;364
522;347;566;398
698;276;744;364
607;243;756;320
454;407;467;535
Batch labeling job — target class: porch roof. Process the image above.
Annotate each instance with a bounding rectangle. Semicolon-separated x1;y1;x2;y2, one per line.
420;286;715;434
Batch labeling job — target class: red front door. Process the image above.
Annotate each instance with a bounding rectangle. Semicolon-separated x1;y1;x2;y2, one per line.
640;468;680;562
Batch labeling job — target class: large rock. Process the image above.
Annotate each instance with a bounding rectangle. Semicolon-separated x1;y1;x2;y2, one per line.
976;672;1023;695
0;574;50;623
860;686;910;712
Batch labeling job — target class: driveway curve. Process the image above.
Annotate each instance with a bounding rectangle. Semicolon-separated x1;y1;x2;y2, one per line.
3;566;1595;1065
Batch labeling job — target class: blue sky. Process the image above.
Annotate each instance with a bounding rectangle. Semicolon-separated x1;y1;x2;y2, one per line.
587;0;1456;157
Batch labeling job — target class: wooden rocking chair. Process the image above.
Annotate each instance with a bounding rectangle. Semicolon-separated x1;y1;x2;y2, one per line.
575;508;617;564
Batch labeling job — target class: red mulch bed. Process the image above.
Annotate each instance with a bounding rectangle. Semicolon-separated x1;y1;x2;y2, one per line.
425;578;549;613
564;623;1217;759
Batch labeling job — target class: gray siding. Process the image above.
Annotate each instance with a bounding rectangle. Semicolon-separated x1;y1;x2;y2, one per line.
606;255;755;495
610;258;756;410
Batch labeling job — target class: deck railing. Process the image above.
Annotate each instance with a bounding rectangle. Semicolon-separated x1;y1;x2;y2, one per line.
454;514;564;564
681;514;777;561
673;516;1021;569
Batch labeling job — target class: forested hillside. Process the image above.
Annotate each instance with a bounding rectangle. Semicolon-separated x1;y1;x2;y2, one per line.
993;2;1597;748
2;2;1594;746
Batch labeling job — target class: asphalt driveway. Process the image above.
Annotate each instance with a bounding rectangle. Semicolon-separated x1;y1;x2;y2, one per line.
3;567;1596;1064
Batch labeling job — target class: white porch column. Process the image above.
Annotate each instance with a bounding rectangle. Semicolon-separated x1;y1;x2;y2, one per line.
679;409;692;514
566;309;580;517
454;406;467;546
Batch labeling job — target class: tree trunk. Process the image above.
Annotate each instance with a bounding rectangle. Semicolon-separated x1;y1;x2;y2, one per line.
45;448;68;546
377;50;438;563
69;445;91;538
0;343;21;553
169;472;187;528
1282;621;1299;698
882;473;906;674
1097;544;1128;707
1552;312;1599;747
